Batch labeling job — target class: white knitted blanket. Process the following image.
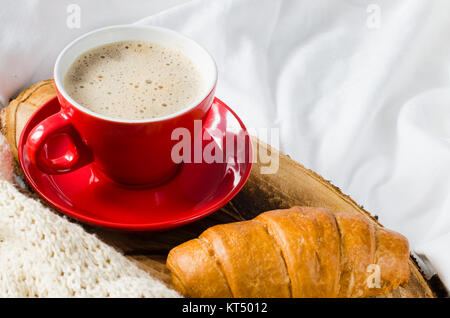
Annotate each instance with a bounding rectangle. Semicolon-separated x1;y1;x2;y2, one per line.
0;134;179;297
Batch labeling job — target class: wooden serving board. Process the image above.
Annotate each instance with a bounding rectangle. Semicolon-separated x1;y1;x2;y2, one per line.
0;80;438;298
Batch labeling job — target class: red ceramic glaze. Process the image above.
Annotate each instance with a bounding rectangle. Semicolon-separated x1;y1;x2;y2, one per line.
27;25;219;186
26;83;215;185
18;97;253;231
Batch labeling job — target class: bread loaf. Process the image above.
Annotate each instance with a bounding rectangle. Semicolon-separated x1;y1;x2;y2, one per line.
166;206;410;298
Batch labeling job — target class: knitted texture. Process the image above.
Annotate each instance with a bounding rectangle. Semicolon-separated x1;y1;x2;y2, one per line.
0;134;179;297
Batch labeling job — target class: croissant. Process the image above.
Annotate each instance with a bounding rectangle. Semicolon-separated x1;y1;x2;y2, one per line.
166;206;410;298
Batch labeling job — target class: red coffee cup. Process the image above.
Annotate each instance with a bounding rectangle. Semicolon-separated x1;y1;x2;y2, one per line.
26;25;217;186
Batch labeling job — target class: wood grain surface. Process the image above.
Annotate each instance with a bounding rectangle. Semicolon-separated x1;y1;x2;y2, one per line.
102;138;435;298
1;80;437;298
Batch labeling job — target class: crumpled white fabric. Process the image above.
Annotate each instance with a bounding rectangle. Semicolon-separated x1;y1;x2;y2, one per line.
1;0;450;290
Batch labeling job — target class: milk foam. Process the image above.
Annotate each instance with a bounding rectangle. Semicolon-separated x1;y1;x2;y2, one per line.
64;41;205;120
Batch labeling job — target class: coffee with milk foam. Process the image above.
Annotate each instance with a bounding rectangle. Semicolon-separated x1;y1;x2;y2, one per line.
64;41;206;120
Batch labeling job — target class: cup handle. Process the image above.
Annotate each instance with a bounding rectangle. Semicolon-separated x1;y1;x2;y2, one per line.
26;111;93;174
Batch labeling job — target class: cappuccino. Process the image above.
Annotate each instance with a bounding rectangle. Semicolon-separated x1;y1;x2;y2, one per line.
64;41;205;120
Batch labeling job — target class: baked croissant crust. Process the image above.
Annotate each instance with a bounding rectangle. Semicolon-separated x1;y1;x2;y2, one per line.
166;206;410;298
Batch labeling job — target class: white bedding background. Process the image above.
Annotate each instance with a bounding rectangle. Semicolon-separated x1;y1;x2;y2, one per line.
1;0;450;291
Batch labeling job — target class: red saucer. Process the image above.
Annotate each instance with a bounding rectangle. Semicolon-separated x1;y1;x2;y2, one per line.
18;97;252;231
